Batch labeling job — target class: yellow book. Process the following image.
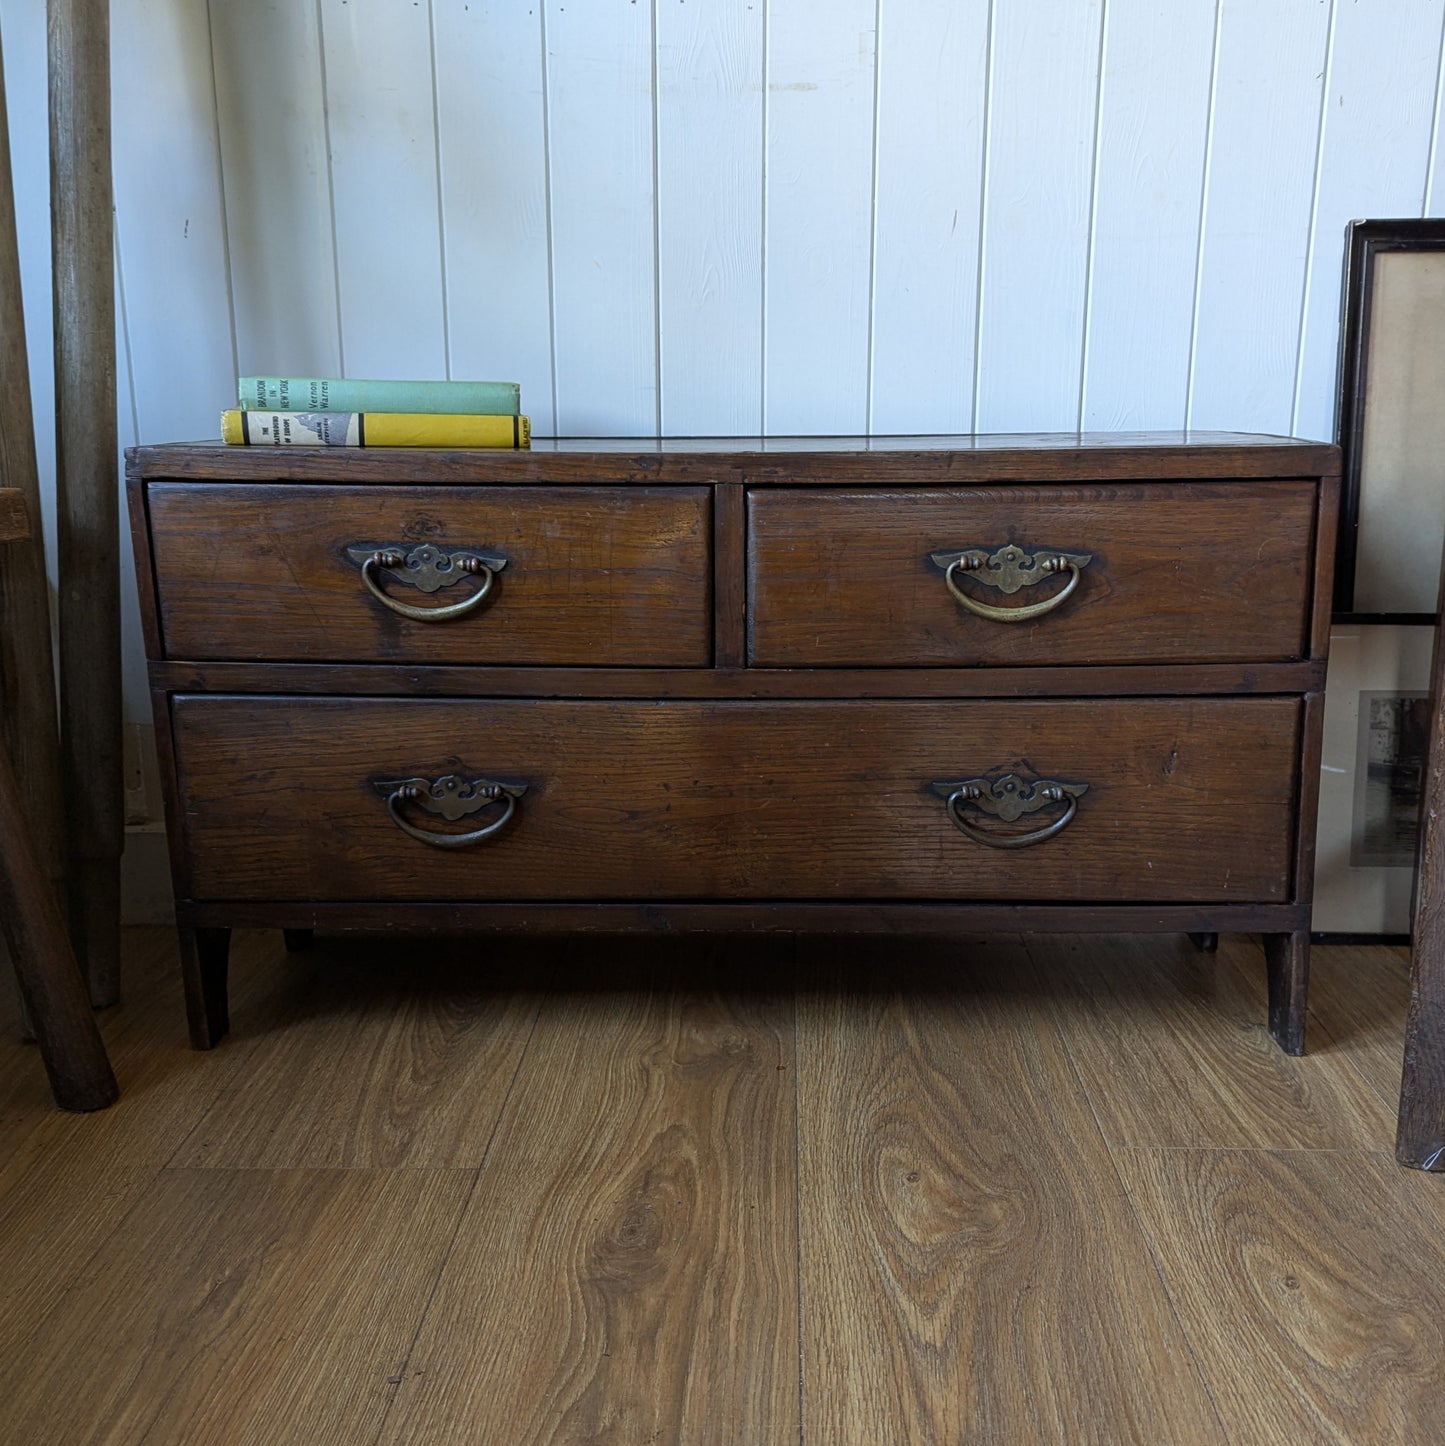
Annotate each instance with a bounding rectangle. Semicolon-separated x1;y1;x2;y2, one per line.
220;409;530;449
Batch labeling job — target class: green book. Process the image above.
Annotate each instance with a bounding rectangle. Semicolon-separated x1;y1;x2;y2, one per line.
239;375;521;415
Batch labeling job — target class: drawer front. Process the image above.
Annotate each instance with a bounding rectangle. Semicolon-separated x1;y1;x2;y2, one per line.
147;483;711;665
747;483;1317;666
173;695;1298;903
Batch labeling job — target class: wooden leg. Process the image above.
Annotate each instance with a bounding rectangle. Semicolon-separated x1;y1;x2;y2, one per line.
0;739;117;1109
283;928;315;953
1263;930;1308;1056
178;925;231;1049
1187;932;1219;953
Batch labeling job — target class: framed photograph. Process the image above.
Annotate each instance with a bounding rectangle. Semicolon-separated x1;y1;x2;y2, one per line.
1335;219;1445;616
1314;622;1435;937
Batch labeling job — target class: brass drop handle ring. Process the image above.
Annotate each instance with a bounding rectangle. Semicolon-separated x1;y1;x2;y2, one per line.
931;773;1088;850
361;550;496;622
932;544;1093;624
375;775;526;849
347;541;508;623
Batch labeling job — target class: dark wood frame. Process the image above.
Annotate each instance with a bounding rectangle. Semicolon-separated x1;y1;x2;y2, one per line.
1334;217;1445;619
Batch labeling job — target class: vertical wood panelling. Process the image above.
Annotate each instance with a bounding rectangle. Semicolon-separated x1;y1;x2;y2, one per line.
869;0;989;435
112;0;235;442
1189;0;1331;433
432;2;556;435
317;1;446;379
764;0;877;435
974;0;1104;433
1429;20;1445;215
1;0;57;562
1081;0;1216;431
209;1;340;380
656;0;764;437
546;0;657;436
1292;0;1444;442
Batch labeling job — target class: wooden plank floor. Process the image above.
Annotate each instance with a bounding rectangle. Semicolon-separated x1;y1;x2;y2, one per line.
0;927;1440;1443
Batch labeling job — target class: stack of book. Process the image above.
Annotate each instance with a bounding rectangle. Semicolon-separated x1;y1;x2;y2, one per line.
219;376;530;449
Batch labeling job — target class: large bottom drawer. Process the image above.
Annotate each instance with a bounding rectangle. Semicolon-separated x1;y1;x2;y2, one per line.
171;696;1300;903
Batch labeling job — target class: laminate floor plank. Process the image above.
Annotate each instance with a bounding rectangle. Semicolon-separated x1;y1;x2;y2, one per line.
172;935;551;1169
1024;933;1395;1149
378;935;799;1446
0;929;299;1357
1307;941;1411;1105
0;1165;474;1446
795;934;1223;1445
1117;1147;1445;1444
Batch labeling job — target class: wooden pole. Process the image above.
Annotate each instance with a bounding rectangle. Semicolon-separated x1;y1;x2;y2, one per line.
0;487;116;1111
0;24;66;903
49;0;121;1006
1397;520;1445;1168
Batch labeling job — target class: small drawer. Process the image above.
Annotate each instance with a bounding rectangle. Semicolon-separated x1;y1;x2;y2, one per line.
172;695;1298;904
146;483;711;665
747;482;1317;667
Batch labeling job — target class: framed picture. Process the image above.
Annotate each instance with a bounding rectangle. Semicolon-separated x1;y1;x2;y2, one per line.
1314;622;1435;937
1335;218;1445;617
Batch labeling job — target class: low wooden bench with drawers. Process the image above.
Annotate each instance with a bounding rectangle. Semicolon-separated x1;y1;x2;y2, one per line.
125;433;1339;1052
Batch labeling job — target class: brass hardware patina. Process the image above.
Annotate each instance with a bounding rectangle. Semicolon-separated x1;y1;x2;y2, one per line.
374;774;527;848
346;542;508;622
930;771;1089;849
929;543;1092;622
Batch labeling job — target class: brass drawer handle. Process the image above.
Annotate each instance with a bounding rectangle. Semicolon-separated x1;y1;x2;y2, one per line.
346;542;508;622
930;544;1092;623
375;774;527;848
930;772;1088;849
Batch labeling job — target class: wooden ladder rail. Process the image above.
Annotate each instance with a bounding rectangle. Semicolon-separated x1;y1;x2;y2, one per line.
0;487;118;1110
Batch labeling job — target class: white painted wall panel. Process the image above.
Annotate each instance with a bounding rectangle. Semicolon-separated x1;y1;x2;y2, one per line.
974;0;1105;433
546;0;657;436
1292;0;1444;442
318;0;446;378
433;1;556;434
1189;0;1331;433
869;0;988;435
656;0;764;437
764;0;877;435
1;0;57;562
209;0;340;382
1081;0;1216;431
112;0;235;443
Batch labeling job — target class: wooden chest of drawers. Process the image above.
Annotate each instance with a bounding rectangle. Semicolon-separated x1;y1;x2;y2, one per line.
126;434;1339;1052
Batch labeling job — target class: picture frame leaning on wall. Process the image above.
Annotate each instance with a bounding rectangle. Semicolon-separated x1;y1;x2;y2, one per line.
1335;217;1445;618
1317;220;1445;936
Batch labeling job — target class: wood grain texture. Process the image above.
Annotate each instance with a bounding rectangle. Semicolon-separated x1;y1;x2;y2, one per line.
170;695;1300;904
1308;941;1410;1105
1118;1147;1445;1443
795;934;1223;1443
148;657;1325;701
171;936;547;1167
0;931;293;1356
50;0;122;1004
129;432;1342;486
146;483;713;665
1024;933;1395;1149
0;728;116;1110
0;34;64;891
747;482;1317;666
1399;574;1445;1166
378;936;798;1446
0;1165;473;1445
